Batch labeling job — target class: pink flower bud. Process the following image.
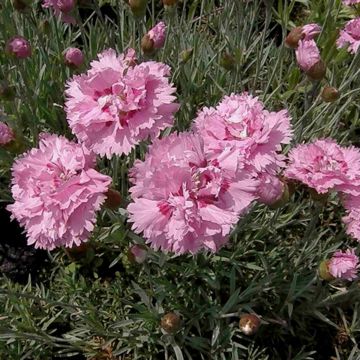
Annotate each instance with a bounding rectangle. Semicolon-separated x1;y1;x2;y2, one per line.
128;245;147;264
285;24;321;49
295;39;321;72
141;22;166;54
6;36;31;59
64;47;84;68
0;122;15;146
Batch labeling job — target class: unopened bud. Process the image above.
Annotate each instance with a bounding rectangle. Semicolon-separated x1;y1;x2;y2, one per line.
321;86;340;103
306;60;326;81
239;314;261;335
285;27;304;49
128;0;147;17
141;34;154;55
0;122;15;147
180;48;193;63
64;47;84;68
220;52;236;71
319;260;335;281
269;182;290;209
128;244;147;264
104;189;122;210
5;36;31;59
161;312;181;333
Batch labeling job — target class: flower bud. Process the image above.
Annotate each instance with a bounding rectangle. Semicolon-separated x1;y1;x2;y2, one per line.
0;122;15;147
141;22;166;55
0;81;16;101
128;0;147;17
220;52;236;71
321;86;340;103
285;27;304;49
239;314;261;335
39;20;51;35
127;244;147;264
104;189;122;210
64;47;84;68
162;0;177;5
5;36;31;59
319;260;335;281
161;312;181;333
269;181;290;209
306;60;326;81
180;48;193;64
141;34;154;55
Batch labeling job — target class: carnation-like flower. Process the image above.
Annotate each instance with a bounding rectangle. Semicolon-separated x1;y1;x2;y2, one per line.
285;139;360;195
285;24;321;49
127;132;258;254
342;0;360;5
342;194;360;241
328;248;359;281
337;18;360;54
42;0;76;24
7;133;111;250
65;48;179;158
5;36;31;59
141;22;167;54
295;39;321;72
193;92;292;205
64;47;84;68
0;122;15;145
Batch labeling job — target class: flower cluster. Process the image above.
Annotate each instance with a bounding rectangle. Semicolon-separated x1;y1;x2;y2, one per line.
65;48;179;158
193;93;292;205
128;132;258;254
7;134;111;250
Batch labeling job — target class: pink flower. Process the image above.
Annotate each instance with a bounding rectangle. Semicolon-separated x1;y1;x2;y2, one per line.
127;132;258;254
147;22;166;49
295;39;321;72
6;133;111;250
285;139;360;195
42;0;76;24
0;122;14;145
342;195;360;241
5;36;31;59
301;23;322;40
328;249;359;281
65;48;178;158
342;0;360;5
337;18;360;54
193;93;292;204
64;47;84;67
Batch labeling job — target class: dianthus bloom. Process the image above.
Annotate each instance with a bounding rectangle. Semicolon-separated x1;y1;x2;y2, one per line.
65;48;179;158
5;36;31;59
0;122;14;145
328;249;359;281
127;132;258;254
285;139;360;195
295;39;321;72
337;18;360;54
193;92;292;205
42;0;76;24
342;0;360;5
342;195;360;241
7;134;111;250
141;22;167;54
64;47;84;68
285;24;321;48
